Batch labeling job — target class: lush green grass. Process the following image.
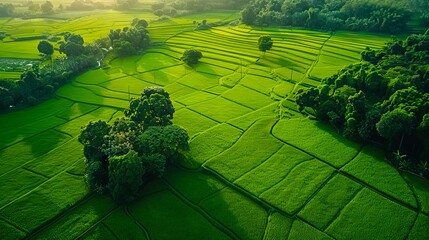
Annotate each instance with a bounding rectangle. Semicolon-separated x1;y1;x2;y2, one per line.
0;130;71;175
100;208;148;240
164;169;226;204
298;174;363;230
1;11;427;240
272;117;361;168
403;173;429;215
263;212;293;240
30;195;117;239
288;219;333;240
260;159;335;215
0;172;88;232
182;123;243;169
234;144;313;196
200;188;268;240
341;146;417;208
204;118;284;182
325;188;416;239
129;190;230;240
408;213;429;240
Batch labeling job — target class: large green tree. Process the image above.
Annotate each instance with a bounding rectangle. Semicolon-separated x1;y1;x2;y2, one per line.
37;40;54;56
258;35;273;55
181;49;203;65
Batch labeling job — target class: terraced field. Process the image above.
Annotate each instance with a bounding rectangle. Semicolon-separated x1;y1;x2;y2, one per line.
1;11;429;240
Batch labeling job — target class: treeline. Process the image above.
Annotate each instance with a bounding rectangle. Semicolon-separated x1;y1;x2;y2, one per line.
241;0;428;33
295;29;429;177
0;19;150;110
79;87;189;203
0;3;14;17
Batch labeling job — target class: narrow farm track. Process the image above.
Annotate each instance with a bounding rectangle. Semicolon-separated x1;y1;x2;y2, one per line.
1;12;428;239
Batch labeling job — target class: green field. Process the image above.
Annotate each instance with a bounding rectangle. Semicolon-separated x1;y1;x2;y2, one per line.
1;9;429;240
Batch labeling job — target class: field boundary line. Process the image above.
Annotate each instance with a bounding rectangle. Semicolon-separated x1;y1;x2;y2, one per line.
161;178;240;240
0;136;79;179
232;143;284;183
21;167;50;179
73;205;121;240
404;211;420;240
101;222;120;240
257;158;316;197
125;206;152;240
270;119;341;170
338;170;419;213
0;160;86;213
23;194;95;239
0;216;29;235
322;186;364;231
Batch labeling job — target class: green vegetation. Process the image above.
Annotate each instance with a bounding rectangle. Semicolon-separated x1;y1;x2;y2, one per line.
296;29;429;177
0;6;428;240
241;0;428;33
79;87;189;203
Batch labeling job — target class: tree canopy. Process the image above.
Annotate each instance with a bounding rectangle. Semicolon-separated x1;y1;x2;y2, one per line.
258;35;273;53
37;40;54;56
239;0;425;33
295;29;429;177
79;87;189;203
181;49;203;65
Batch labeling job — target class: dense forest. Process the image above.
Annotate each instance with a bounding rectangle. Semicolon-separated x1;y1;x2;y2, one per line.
241;0;429;33
296;29;429;177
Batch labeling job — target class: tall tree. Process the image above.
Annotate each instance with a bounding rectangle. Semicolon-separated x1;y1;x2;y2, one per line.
258;35;273;55
37;40;54;57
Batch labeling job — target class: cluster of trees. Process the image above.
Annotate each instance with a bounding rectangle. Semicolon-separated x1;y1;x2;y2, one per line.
108;19;150;57
68;0;110;11
295;29;429;177
0;32;102;110
0;3;14;17
240;0;423;33
79;87;189;203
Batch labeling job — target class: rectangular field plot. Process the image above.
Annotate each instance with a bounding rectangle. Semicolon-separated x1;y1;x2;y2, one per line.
0;172;88;232
325;188;416;240
200;188;268;240
129;190;230;240
240;75;279;95
184;123;243;169
135;53;181;72
164;169;226;204
23;138;84;178
172;108;219;137
272;118;361;167
234;144;313;196
204;118;283;181
341;146;418;208
174;91;218;106
228;102;278;130
263;212;293;240
288;219;333;240
177;71;219;90
260;159;334;215
0;168;47;209
408;214;429;240
189;97;253;122
101;208;148;240
0;98;73;148
403;173;429;215
55;107;117;136
57;84;129;108
0;130;71;176
0;219;26;240
221;85;273;110
298;174;363;230
30;195;117;239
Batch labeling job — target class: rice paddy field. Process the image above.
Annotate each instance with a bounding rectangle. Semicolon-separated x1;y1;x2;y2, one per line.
1;9;429;240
